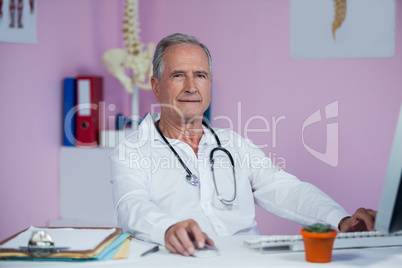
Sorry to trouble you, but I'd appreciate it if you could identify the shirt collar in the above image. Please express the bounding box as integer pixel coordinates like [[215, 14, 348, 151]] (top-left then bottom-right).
[[144, 112, 221, 146]]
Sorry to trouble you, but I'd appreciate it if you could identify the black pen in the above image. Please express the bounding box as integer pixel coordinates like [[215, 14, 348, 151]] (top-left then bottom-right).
[[140, 245, 159, 257]]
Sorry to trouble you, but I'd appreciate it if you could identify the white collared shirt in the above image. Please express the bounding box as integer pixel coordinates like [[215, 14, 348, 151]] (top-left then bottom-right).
[[110, 113, 349, 245]]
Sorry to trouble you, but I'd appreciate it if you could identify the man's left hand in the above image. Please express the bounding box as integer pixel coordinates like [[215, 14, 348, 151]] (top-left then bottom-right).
[[339, 208, 377, 232]]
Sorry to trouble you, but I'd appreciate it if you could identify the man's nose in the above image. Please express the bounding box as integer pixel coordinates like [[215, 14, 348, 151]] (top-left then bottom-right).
[[184, 76, 197, 93]]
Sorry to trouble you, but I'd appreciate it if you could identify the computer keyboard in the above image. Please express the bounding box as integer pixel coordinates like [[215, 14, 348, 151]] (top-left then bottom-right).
[[244, 231, 402, 253]]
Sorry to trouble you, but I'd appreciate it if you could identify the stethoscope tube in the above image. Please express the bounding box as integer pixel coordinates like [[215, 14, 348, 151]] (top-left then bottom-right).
[[154, 120, 200, 186], [210, 147, 237, 206], [155, 120, 237, 206]]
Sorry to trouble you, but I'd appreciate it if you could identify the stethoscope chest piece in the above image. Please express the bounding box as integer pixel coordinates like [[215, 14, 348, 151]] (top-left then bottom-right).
[[186, 174, 200, 186]]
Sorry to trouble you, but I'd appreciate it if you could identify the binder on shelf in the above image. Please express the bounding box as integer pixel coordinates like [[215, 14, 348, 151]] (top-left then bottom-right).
[[63, 78, 76, 146], [75, 76, 104, 148], [0, 226, 130, 261]]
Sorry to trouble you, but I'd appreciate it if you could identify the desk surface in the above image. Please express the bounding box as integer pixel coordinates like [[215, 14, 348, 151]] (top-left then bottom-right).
[[1, 236, 402, 267]]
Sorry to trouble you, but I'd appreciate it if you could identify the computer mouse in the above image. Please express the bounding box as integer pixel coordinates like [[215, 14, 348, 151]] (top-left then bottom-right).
[[191, 241, 219, 258]]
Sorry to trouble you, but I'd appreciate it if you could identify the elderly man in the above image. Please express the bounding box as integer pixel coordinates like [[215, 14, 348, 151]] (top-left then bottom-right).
[[110, 33, 376, 256]]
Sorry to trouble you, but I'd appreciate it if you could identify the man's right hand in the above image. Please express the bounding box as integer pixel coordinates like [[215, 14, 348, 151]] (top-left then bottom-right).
[[164, 219, 215, 256]]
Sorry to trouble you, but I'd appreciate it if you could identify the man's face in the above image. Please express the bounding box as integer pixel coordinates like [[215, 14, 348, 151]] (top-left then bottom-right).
[[151, 43, 212, 122]]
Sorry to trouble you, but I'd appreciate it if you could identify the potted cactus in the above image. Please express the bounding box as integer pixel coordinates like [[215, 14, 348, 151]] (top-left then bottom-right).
[[300, 223, 337, 263]]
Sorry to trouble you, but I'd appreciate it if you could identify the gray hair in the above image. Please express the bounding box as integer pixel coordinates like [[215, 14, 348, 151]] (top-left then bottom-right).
[[152, 33, 213, 80]]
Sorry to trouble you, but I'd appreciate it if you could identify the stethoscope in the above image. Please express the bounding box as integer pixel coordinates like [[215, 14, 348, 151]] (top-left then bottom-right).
[[155, 120, 237, 206]]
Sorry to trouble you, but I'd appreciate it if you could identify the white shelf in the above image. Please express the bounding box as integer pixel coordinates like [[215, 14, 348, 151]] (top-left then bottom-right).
[[51, 147, 116, 227]]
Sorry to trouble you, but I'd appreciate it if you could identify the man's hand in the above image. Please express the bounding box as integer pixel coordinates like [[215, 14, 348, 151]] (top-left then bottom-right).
[[164, 219, 215, 256], [339, 208, 377, 232]]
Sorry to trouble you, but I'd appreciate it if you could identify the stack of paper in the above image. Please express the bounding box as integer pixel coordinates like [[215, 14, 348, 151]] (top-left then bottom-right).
[[0, 226, 130, 261]]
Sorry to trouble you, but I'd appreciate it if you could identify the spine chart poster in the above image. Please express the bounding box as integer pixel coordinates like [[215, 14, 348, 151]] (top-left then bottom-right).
[[290, 0, 395, 59]]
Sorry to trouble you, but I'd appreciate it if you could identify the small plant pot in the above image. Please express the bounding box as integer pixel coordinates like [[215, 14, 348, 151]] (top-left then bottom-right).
[[300, 229, 337, 263]]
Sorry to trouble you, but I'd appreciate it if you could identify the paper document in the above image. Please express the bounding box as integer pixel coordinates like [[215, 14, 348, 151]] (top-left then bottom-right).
[[0, 226, 116, 251]]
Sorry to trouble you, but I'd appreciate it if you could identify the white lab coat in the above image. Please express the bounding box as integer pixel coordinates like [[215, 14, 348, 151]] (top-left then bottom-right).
[[110, 113, 349, 245]]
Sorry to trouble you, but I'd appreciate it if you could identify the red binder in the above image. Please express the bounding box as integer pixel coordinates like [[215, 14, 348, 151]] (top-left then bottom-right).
[[75, 76, 103, 147]]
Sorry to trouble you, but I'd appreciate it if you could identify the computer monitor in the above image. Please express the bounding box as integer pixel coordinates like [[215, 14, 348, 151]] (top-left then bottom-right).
[[375, 103, 402, 233]]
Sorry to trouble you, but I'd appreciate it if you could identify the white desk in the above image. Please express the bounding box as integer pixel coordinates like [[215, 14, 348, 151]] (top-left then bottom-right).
[[1, 236, 402, 267]]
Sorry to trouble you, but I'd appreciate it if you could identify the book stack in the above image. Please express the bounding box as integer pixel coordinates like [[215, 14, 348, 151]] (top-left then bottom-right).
[[0, 227, 130, 261], [63, 76, 104, 148]]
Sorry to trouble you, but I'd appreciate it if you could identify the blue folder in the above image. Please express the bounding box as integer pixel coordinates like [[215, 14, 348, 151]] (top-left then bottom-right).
[[63, 78, 76, 146]]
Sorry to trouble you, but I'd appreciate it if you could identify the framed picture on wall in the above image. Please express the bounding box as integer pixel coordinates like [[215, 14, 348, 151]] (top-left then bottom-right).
[[0, 0, 37, 44], [290, 0, 395, 58]]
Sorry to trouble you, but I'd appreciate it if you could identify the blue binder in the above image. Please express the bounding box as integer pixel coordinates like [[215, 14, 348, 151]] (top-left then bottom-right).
[[63, 78, 76, 146]]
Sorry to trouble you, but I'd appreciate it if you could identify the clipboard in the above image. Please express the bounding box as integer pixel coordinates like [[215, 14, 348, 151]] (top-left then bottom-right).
[[0, 226, 130, 261]]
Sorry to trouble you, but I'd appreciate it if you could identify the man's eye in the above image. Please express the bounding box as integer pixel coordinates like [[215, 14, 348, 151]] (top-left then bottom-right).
[[174, 74, 183, 78], [196, 74, 206, 79]]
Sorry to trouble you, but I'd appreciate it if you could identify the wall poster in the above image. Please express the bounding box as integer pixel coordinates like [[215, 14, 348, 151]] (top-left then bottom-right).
[[290, 0, 395, 58], [0, 0, 37, 44]]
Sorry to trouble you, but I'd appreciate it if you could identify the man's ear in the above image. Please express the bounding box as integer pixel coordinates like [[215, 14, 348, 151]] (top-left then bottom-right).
[[151, 76, 160, 102]]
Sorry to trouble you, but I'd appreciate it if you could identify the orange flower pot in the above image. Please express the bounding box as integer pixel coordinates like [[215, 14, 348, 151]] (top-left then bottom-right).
[[300, 229, 337, 263]]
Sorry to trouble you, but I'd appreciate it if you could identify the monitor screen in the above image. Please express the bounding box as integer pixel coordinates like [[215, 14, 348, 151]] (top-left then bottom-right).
[[375, 103, 402, 233]]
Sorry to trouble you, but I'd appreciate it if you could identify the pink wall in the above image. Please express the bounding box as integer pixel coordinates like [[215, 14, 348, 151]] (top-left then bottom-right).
[[0, 0, 401, 241], [0, 0, 126, 241]]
